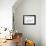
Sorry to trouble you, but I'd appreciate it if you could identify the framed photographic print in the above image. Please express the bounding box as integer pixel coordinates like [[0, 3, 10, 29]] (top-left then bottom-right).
[[23, 15, 36, 25]]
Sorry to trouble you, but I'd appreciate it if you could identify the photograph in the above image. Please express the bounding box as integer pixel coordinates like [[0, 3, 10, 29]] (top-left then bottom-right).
[[23, 15, 36, 25], [0, 0, 46, 46]]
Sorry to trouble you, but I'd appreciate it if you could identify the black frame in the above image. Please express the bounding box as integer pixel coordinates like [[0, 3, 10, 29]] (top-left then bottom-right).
[[23, 15, 36, 25]]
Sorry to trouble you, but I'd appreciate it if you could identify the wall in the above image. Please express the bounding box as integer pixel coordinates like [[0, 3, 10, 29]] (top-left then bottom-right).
[[41, 0, 46, 46], [0, 0, 16, 30], [13, 0, 41, 46]]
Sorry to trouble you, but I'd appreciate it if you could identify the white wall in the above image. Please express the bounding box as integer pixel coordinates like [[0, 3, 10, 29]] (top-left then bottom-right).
[[0, 0, 16, 30], [13, 0, 46, 46], [41, 0, 46, 46], [13, 0, 41, 46]]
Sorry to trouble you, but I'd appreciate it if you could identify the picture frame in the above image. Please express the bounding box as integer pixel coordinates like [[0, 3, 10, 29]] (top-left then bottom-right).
[[23, 15, 36, 25]]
